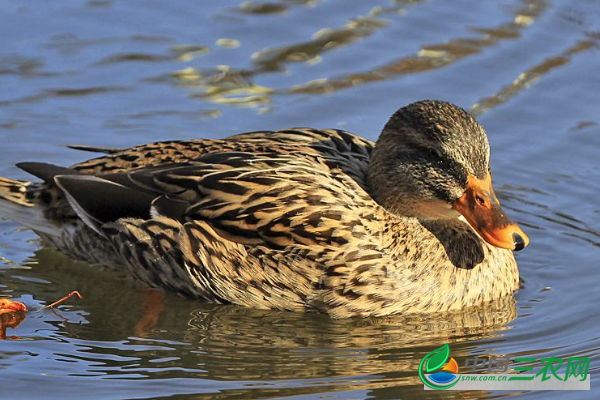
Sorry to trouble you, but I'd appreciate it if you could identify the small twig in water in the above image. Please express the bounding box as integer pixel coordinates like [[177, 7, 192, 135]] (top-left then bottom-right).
[[41, 291, 82, 310]]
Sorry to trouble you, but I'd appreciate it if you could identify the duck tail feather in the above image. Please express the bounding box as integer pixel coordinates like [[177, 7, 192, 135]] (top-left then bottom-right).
[[66, 144, 123, 154], [17, 162, 83, 184]]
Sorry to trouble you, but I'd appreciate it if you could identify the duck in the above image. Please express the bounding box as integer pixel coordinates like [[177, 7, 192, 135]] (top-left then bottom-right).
[[0, 100, 529, 318]]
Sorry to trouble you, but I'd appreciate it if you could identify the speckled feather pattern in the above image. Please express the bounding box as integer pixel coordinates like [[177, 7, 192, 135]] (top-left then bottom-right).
[[0, 127, 518, 318]]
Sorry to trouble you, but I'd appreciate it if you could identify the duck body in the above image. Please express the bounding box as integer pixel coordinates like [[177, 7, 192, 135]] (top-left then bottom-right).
[[0, 101, 524, 318]]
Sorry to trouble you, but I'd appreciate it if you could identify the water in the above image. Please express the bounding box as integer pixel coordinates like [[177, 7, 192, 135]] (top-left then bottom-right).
[[0, 0, 599, 398]]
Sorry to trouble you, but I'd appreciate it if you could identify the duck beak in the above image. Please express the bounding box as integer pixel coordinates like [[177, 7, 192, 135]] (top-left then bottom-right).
[[452, 174, 529, 251]]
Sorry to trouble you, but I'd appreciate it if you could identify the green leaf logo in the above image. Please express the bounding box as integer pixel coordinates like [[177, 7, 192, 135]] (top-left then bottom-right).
[[419, 343, 459, 390], [425, 343, 450, 372]]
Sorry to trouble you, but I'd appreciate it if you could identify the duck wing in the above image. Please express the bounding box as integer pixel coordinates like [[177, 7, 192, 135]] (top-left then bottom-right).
[[12, 130, 388, 314], [45, 128, 373, 247], [92, 149, 387, 314], [146, 151, 374, 249], [52, 148, 375, 249]]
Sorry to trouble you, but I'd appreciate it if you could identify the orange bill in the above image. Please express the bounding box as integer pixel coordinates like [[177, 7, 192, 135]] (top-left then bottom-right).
[[453, 174, 529, 251]]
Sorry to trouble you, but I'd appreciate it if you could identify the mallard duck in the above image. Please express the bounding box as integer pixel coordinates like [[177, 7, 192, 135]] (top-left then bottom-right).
[[0, 100, 528, 318]]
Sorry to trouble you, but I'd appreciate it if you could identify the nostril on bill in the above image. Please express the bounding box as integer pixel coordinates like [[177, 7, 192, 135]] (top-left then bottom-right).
[[512, 233, 526, 251]]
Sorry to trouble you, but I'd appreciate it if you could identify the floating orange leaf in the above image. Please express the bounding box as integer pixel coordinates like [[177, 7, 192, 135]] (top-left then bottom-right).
[[0, 298, 28, 339], [0, 298, 28, 314]]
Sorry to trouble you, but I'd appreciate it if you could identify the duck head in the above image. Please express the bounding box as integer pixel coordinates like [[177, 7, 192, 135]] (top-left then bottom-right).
[[368, 100, 529, 251]]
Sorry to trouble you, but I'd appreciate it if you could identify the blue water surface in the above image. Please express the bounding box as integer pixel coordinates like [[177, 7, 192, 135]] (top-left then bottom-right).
[[1, 1, 599, 399]]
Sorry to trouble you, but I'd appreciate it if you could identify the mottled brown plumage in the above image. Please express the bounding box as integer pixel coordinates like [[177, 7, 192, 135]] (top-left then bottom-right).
[[0, 100, 527, 318]]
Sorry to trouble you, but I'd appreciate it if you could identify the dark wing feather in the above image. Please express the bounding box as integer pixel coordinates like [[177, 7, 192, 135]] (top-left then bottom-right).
[[54, 175, 156, 233], [150, 195, 190, 220]]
